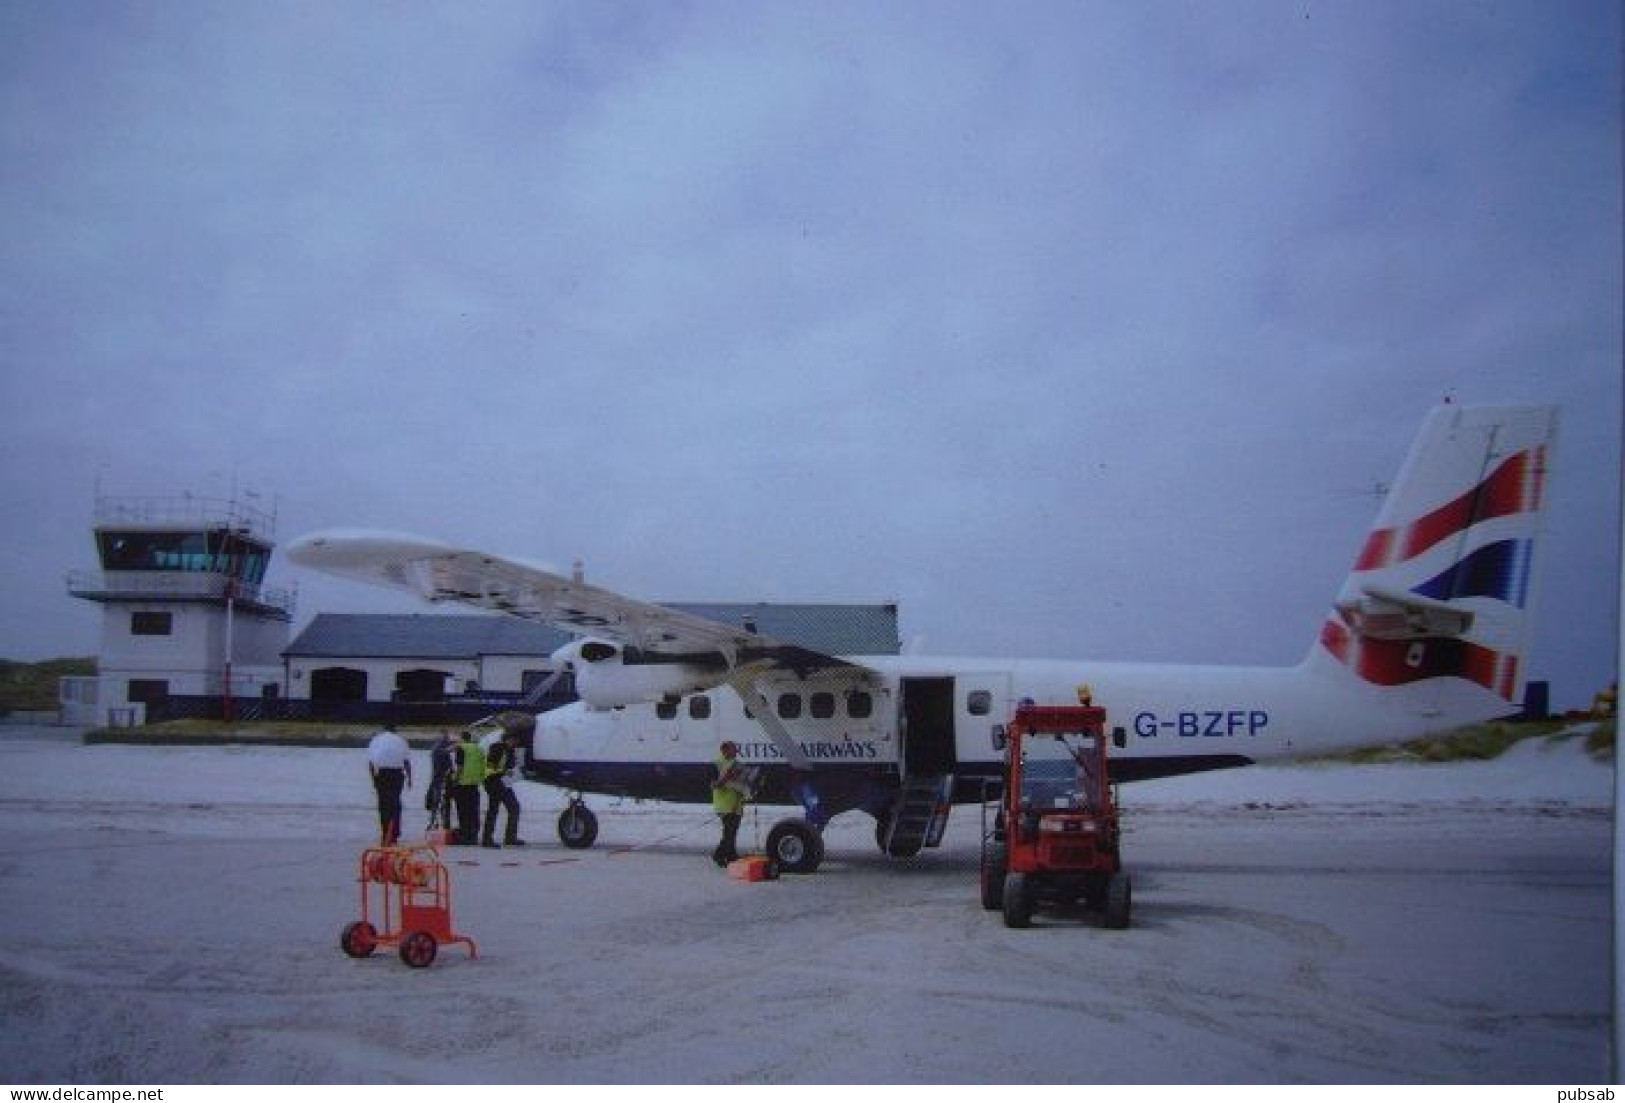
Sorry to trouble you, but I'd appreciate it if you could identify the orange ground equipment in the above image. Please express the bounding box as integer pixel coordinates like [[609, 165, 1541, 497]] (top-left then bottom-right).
[[340, 845, 478, 967], [726, 854, 780, 882], [980, 703, 1131, 929]]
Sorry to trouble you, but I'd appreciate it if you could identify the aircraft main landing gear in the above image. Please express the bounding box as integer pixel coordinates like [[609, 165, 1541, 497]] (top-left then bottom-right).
[[764, 817, 824, 875], [557, 797, 598, 849]]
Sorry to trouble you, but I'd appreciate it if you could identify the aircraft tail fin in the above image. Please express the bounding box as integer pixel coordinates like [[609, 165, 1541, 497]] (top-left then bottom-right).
[[1313, 404, 1558, 718]]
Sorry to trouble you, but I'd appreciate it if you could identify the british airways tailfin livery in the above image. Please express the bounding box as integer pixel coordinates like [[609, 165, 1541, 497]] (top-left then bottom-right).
[[288, 404, 1557, 872]]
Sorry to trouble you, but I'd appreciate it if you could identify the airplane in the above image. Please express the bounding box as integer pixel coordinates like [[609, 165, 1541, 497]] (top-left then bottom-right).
[[287, 403, 1558, 874]]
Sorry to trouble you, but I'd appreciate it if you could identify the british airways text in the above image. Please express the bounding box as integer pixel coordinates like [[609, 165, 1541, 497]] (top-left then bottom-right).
[[1133, 710, 1270, 738]]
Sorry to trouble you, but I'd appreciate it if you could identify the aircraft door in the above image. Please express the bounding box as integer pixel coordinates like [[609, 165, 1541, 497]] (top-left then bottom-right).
[[953, 673, 1012, 766], [900, 677, 957, 775]]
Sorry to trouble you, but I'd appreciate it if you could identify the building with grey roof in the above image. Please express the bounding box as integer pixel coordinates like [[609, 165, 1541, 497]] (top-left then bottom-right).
[[283, 605, 900, 703]]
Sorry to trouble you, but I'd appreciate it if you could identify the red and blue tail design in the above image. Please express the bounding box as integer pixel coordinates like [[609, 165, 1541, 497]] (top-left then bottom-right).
[[1317, 405, 1557, 705]]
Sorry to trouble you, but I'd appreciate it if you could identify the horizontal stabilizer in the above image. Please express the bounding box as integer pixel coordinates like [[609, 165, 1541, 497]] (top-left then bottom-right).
[[1342, 585, 1476, 641]]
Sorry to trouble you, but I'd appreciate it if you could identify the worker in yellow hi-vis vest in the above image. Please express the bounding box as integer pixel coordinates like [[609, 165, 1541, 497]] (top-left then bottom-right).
[[450, 729, 486, 846], [710, 741, 750, 867]]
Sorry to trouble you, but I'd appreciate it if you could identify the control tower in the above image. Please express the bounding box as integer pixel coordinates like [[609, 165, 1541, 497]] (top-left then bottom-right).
[[67, 493, 294, 724]]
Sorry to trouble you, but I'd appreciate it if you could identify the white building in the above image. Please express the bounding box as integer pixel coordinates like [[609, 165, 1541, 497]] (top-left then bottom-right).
[[283, 606, 903, 705], [65, 494, 294, 725]]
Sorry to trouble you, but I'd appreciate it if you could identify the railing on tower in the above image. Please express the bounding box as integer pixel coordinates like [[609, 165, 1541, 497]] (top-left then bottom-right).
[[93, 492, 277, 543]]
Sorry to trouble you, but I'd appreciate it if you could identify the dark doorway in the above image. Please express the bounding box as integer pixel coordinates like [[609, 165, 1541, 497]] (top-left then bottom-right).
[[395, 669, 450, 702], [901, 677, 957, 774], [310, 667, 367, 702]]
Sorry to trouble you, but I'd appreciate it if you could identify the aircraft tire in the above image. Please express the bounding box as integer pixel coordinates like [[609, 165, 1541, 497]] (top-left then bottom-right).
[[1002, 871, 1035, 929], [980, 843, 1006, 911], [1103, 872, 1132, 930], [765, 818, 824, 874], [557, 804, 599, 849]]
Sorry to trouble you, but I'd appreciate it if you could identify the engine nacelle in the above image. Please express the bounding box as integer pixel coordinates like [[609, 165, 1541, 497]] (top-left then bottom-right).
[[554, 639, 728, 709]]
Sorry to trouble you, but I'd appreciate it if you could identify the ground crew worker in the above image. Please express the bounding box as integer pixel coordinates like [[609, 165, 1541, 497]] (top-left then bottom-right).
[[366, 722, 412, 846], [710, 740, 747, 867], [425, 729, 456, 832], [450, 729, 486, 846], [481, 730, 525, 848]]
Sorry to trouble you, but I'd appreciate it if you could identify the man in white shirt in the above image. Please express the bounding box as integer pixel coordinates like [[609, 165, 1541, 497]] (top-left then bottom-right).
[[367, 722, 413, 846]]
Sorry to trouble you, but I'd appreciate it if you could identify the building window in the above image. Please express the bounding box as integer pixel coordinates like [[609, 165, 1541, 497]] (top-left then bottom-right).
[[810, 692, 835, 719], [966, 689, 993, 716], [131, 611, 172, 636], [689, 696, 711, 720]]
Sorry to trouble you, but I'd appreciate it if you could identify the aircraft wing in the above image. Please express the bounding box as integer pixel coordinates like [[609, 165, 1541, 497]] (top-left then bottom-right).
[[285, 529, 868, 675]]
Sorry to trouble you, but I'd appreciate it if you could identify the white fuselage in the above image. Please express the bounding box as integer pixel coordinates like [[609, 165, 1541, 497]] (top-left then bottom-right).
[[529, 646, 1514, 809]]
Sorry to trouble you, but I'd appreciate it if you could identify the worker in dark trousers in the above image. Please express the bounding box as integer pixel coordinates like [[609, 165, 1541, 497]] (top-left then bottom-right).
[[710, 740, 747, 867], [366, 722, 412, 846], [449, 729, 485, 846], [425, 730, 456, 832], [481, 730, 525, 848]]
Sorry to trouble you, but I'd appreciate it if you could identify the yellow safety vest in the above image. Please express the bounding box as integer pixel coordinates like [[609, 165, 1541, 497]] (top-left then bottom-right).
[[711, 753, 745, 815], [456, 741, 487, 785]]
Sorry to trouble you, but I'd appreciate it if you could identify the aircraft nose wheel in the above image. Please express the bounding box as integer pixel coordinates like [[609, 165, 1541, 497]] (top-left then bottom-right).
[[557, 801, 599, 849]]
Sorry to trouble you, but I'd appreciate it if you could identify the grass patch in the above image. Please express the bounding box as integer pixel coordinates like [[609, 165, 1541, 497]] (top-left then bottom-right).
[[1, 657, 95, 713], [1336, 718, 1613, 764]]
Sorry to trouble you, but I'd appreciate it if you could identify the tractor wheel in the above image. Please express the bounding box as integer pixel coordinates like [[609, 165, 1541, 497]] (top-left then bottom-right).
[[399, 930, 438, 968], [340, 920, 378, 958], [557, 803, 599, 850], [1103, 872, 1132, 930], [1002, 871, 1035, 929], [765, 818, 824, 874], [980, 842, 1007, 911], [1081, 872, 1108, 912]]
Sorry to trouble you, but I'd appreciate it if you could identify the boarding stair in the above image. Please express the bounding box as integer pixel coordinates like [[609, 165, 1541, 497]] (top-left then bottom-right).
[[882, 774, 955, 858]]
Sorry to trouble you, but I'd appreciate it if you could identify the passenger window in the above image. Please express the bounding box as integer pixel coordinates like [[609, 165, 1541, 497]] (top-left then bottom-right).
[[778, 694, 802, 720], [689, 695, 711, 720], [847, 691, 873, 719], [966, 690, 993, 716], [810, 692, 835, 719], [656, 700, 678, 720]]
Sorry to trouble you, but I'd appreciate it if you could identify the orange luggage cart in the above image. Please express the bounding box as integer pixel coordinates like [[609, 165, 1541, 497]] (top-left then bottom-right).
[[339, 845, 478, 967]]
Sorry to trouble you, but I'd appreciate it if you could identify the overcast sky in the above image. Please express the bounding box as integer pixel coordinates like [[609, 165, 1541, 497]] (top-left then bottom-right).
[[1, 1, 1618, 707]]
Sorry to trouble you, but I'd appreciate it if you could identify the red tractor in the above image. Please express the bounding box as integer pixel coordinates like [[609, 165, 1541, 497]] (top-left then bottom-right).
[[980, 703, 1131, 929]]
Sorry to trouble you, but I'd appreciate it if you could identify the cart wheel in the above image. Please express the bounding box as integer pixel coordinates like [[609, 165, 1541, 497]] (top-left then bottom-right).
[[340, 920, 378, 958], [399, 930, 438, 968], [980, 842, 1006, 911]]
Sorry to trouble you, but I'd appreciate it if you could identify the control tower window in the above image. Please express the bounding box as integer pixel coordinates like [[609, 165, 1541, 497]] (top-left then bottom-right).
[[131, 611, 172, 636], [97, 529, 269, 583]]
